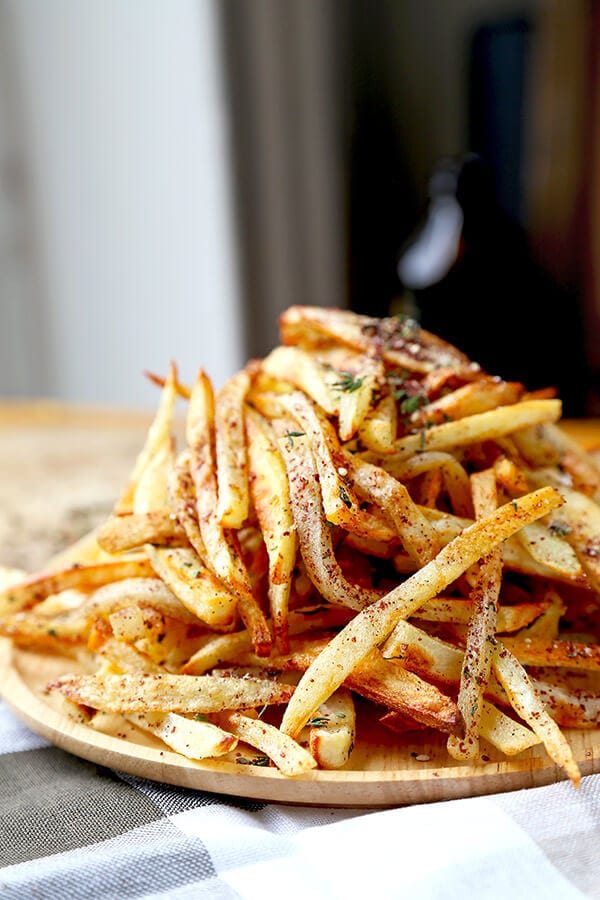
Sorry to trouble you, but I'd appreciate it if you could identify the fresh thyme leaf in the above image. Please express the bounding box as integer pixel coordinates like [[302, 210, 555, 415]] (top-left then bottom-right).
[[194, 714, 209, 722], [307, 716, 329, 728], [549, 521, 572, 537], [333, 371, 364, 393], [286, 431, 305, 447], [395, 389, 427, 416]]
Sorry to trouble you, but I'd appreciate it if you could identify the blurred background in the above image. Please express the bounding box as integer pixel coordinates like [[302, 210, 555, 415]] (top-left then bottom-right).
[[0, 0, 597, 414]]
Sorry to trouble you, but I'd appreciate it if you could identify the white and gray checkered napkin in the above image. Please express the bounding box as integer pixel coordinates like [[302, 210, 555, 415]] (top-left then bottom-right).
[[1, 701, 599, 900]]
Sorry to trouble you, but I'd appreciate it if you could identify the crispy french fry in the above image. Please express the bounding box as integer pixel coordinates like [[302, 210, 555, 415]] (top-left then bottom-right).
[[130, 711, 238, 759], [116, 361, 178, 513], [448, 468, 502, 762], [280, 486, 563, 737], [97, 511, 188, 554], [492, 644, 581, 786], [0, 558, 154, 618], [49, 672, 295, 714], [187, 370, 272, 655], [386, 399, 561, 460], [278, 431, 379, 610], [218, 710, 317, 776], [215, 368, 252, 528], [306, 688, 356, 769], [246, 409, 297, 651]]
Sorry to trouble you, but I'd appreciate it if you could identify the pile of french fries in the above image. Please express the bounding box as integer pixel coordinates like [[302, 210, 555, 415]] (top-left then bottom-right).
[[3, 305, 600, 784]]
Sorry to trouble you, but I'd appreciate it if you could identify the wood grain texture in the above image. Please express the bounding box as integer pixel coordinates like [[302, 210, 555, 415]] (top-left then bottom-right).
[[0, 403, 599, 807]]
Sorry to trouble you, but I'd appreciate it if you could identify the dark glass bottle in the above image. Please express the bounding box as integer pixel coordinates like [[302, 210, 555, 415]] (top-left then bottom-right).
[[398, 154, 588, 417]]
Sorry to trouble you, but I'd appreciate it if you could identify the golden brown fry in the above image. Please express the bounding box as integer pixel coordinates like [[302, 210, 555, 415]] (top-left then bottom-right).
[[0, 558, 154, 618], [49, 672, 295, 714], [448, 468, 501, 762], [387, 399, 562, 460], [116, 361, 178, 513], [306, 688, 356, 770], [279, 305, 476, 375], [246, 409, 297, 651], [84, 577, 200, 624], [131, 711, 238, 759], [278, 430, 379, 611], [409, 378, 523, 428], [280, 486, 563, 737], [215, 368, 252, 528], [349, 456, 440, 565], [97, 511, 188, 554], [181, 606, 353, 675], [244, 635, 459, 734], [187, 370, 272, 655], [492, 644, 581, 786], [217, 710, 317, 776]]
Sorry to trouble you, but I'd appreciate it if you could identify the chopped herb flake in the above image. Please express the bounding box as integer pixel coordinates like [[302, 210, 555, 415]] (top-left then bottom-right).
[[237, 754, 270, 767], [339, 485, 353, 509], [333, 371, 365, 393]]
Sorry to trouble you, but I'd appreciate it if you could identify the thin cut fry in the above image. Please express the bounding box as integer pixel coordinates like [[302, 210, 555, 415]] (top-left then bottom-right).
[[280, 486, 563, 737]]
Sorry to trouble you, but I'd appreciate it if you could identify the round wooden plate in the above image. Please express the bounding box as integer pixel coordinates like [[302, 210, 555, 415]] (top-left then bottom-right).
[[1, 407, 599, 807], [1, 638, 598, 807]]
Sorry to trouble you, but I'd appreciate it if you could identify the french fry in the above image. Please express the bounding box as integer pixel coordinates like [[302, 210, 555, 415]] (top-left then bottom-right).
[[129, 711, 238, 759], [349, 456, 440, 565], [385, 399, 562, 461], [84, 577, 201, 624], [280, 486, 563, 738], [97, 511, 188, 554], [0, 558, 154, 618], [6, 304, 599, 784], [306, 688, 356, 769], [217, 710, 317, 776], [382, 452, 473, 518], [357, 394, 398, 453], [181, 606, 353, 675], [447, 468, 502, 762], [492, 644, 581, 786], [278, 431, 379, 610], [279, 305, 475, 375], [246, 409, 297, 650], [116, 361, 178, 513], [215, 368, 252, 528], [49, 672, 296, 714], [187, 370, 272, 655]]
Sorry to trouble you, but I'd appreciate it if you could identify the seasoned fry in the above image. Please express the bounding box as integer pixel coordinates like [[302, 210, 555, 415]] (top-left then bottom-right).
[[97, 511, 188, 554], [5, 305, 600, 784], [129, 711, 238, 759], [306, 688, 356, 769], [0, 558, 154, 617], [49, 672, 295, 714], [447, 468, 502, 762], [187, 369, 271, 654], [280, 487, 562, 738], [492, 644, 581, 786], [383, 399, 562, 461], [217, 711, 317, 776], [215, 368, 252, 528], [246, 409, 297, 650]]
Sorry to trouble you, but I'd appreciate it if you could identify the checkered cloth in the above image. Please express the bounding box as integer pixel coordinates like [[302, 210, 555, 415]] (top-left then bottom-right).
[[1, 701, 599, 899]]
